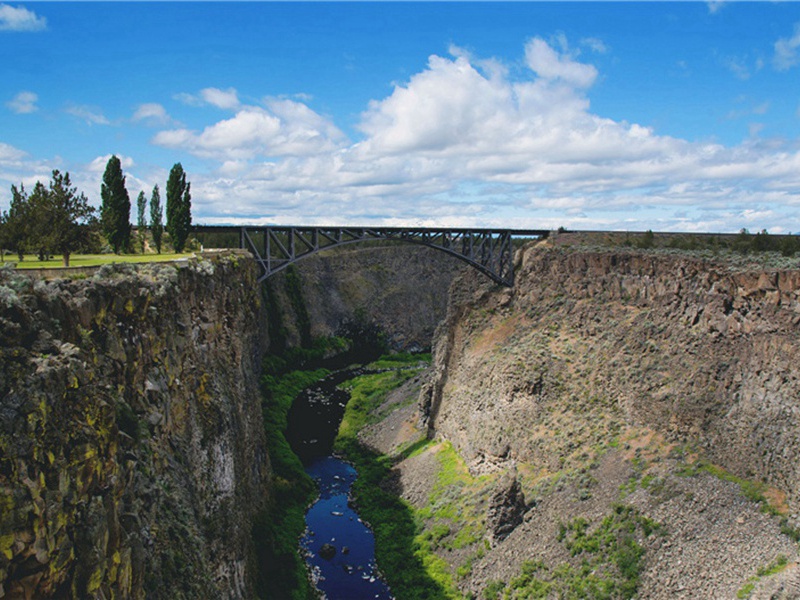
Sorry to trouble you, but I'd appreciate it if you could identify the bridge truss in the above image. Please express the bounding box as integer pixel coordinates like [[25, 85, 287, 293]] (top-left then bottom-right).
[[193, 226, 549, 286]]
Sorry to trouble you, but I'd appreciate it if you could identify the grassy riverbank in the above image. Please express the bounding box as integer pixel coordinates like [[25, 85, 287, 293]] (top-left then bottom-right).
[[333, 353, 464, 600]]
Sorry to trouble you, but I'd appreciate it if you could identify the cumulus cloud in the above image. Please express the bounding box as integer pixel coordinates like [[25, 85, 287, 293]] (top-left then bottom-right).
[[153, 98, 345, 160], [774, 22, 800, 71], [201, 87, 240, 110], [0, 3, 46, 32], [54, 36, 787, 232], [132, 102, 172, 126], [65, 104, 110, 126], [6, 90, 37, 114], [524, 37, 597, 87]]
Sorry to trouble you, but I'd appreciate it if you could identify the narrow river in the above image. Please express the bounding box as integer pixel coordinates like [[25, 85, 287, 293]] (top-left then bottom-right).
[[286, 370, 393, 600]]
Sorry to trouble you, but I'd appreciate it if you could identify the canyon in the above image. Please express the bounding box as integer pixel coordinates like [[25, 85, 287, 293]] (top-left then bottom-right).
[[2, 237, 800, 598]]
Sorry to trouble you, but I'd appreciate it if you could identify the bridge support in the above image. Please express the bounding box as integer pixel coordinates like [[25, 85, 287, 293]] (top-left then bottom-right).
[[194, 226, 548, 286]]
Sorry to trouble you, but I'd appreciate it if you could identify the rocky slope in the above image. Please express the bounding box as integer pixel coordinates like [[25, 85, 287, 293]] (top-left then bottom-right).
[[266, 244, 466, 352], [398, 242, 800, 598], [0, 252, 268, 599]]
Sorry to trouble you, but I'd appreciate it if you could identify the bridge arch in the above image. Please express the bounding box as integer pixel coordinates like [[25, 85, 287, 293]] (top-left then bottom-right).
[[193, 226, 548, 287]]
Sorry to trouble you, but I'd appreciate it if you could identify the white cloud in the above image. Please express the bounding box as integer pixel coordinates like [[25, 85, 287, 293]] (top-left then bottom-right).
[[65, 104, 110, 126], [87, 154, 135, 173], [774, 22, 800, 71], [707, 1, 725, 15], [174, 87, 240, 110], [132, 102, 172, 126], [524, 37, 597, 88], [581, 37, 608, 54], [0, 141, 26, 161], [174, 92, 204, 107], [6, 90, 37, 114], [153, 99, 345, 160], [201, 87, 240, 110], [142, 37, 800, 232], [0, 3, 46, 32]]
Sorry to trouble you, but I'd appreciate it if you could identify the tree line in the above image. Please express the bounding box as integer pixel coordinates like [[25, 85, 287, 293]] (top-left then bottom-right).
[[0, 157, 192, 266]]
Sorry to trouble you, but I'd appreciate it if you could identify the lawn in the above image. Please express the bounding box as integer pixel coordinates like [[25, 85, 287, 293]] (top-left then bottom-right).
[[5, 253, 194, 269]]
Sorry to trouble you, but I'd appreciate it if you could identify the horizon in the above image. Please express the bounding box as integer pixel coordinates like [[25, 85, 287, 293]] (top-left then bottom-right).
[[2, 1, 800, 233]]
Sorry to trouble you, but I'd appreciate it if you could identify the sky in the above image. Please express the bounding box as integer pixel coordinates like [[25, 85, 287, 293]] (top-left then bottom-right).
[[1, 2, 800, 233]]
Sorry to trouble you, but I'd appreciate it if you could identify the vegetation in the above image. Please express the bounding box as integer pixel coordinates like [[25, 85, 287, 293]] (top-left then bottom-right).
[[150, 185, 164, 254], [100, 155, 132, 253], [2, 171, 97, 266], [333, 358, 459, 600], [616, 228, 800, 258], [252, 352, 330, 600], [736, 554, 789, 599], [676, 459, 783, 516], [166, 163, 192, 253], [136, 190, 148, 253], [1, 161, 193, 264], [9, 252, 192, 269], [485, 505, 662, 600]]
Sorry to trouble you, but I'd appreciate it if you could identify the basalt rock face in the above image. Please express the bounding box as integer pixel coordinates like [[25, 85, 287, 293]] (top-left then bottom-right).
[[266, 244, 466, 352], [0, 253, 269, 599], [423, 244, 800, 510]]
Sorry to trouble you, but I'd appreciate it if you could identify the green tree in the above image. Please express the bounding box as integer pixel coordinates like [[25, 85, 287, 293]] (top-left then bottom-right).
[[136, 190, 148, 253], [100, 155, 131, 253], [165, 162, 191, 252], [44, 171, 96, 266], [6, 184, 33, 260], [0, 210, 6, 263], [149, 185, 164, 254], [7, 171, 95, 266]]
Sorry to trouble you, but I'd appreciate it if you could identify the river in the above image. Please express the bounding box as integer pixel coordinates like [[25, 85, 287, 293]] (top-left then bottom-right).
[[287, 370, 393, 600]]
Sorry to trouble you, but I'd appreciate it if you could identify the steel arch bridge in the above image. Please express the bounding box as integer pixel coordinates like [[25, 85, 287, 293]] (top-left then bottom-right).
[[193, 226, 549, 286]]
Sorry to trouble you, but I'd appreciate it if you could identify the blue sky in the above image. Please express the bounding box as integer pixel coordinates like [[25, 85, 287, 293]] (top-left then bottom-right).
[[2, 2, 800, 232]]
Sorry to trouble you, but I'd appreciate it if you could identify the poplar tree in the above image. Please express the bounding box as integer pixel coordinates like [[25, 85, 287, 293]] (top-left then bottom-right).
[[149, 185, 164, 254], [100, 155, 131, 253], [136, 190, 147, 253], [165, 162, 191, 252]]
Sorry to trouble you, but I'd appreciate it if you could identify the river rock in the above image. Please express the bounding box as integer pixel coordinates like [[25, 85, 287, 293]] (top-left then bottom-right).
[[319, 544, 337, 560]]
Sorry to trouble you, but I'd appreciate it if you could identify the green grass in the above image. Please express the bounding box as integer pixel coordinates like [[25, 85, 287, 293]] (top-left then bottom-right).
[[333, 355, 462, 600], [7, 252, 194, 269]]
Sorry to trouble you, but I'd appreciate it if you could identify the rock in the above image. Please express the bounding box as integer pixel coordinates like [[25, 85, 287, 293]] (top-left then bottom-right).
[[319, 543, 336, 560], [486, 467, 527, 543]]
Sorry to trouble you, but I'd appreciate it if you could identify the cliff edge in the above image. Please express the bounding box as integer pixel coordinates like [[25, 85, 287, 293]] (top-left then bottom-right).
[[0, 253, 268, 599]]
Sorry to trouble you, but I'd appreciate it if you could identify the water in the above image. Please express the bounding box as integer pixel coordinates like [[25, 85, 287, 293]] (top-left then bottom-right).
[[287, 370, 393, 600], [300, 456, 392, 600]]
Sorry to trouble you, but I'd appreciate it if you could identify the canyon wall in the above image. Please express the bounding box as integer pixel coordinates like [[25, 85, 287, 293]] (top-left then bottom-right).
[[266, 244, 466, 352], [0, 253, 269, 599], [424, 243, 800, 510]]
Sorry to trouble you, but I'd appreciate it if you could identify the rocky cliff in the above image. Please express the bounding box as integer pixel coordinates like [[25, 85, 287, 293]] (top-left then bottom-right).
[[412, 242, 800, 597], [266, 244, 466, 352], [0, 253, 269, 599], [425, 244, 800, 503]]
